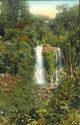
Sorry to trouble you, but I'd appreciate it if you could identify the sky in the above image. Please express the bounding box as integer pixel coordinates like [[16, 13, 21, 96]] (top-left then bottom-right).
[[28, 0, 79, 18]]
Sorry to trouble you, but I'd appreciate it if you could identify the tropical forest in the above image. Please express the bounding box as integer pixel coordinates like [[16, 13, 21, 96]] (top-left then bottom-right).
[[0, 0, 80, 125]]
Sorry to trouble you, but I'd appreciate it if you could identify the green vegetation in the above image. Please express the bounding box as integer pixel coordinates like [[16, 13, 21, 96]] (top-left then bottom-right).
[[46, 69, 80, 125], [0, 0, 79, 125], [43, 51, 56, 83]]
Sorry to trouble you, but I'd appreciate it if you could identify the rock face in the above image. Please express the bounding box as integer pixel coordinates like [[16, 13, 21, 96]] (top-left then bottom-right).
[[36, 84, 57, 100], [42, 44, 57, 83], [42, 44, 57, 53]]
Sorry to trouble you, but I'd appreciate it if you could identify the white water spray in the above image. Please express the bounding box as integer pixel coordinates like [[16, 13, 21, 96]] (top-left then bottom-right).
[[56, 48, 62, 85], [35, 46, 45, 84]]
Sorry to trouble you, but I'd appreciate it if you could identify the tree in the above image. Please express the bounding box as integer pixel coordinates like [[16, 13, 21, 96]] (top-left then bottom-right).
[[0, 0, 29, 26], [49, 5, 80, 76]]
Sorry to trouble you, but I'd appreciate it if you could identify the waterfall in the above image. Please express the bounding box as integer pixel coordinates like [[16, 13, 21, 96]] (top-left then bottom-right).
[[56, 48, 62, 85], [35, 46, 45, 84], [34, 46, 62, 85]]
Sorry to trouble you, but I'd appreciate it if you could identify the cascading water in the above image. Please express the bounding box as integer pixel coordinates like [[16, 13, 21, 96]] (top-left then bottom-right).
[[56, 48, 62, 85], [35, 46, 45, 84], [35, 45, 62, 85]]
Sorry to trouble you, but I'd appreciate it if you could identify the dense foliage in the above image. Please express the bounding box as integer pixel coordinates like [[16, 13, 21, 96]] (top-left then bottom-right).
[[46, 69, 80, 125]]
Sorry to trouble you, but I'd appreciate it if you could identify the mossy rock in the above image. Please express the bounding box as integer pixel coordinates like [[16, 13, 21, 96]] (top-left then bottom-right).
[[43, 51, 56, 83]]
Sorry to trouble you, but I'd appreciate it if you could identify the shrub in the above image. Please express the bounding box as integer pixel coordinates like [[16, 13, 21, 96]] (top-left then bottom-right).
[[46, 69, 80, 125]]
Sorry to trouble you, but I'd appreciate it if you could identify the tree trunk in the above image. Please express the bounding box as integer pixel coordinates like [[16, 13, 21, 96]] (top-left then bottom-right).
[[70, 63, 73, 77]]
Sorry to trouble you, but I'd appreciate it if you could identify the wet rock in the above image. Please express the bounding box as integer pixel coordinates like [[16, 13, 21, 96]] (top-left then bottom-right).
[[36, 84, 57, 100]]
